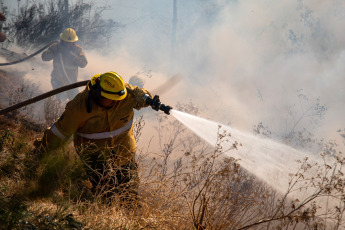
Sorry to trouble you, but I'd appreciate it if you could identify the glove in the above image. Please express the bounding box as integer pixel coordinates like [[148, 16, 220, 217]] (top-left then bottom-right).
[[32, 138, 46, 160], [70, 51, 82, 64], [49, 42, 60, 53], [33, 138, 42, 148], [132, 87, 152, 109]]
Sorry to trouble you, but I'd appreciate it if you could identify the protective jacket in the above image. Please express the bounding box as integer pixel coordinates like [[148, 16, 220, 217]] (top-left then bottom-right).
[[42, 41, 88, 86], [40, 83, 152, 166]]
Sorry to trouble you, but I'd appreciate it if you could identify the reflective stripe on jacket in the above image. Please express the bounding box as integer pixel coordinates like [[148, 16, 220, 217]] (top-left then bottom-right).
[[76, 118, 133, 139]]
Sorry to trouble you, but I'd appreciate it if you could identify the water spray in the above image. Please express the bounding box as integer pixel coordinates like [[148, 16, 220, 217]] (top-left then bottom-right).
[[169, 109, 330, 198]]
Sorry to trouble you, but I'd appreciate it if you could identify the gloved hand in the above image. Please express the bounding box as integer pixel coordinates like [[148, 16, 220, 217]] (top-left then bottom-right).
[[132, 87, 152, 109], [33, 138, 42, 148], [32, 138, 46, 160], [70, 51, 83, 65], [49, 42, 60, 53]]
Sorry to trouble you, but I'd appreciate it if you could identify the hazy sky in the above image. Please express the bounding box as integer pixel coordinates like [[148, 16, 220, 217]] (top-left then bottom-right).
[[2, 0, 345, 149]]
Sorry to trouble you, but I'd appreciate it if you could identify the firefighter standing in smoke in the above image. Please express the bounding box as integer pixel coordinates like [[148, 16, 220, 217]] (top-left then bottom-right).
[[34, 71, 152, 203], [42, 28, 88, 102]]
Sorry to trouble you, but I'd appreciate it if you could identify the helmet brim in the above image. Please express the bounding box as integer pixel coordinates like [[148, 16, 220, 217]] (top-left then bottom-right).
[[90, 74, 127, 101], [60, 33, 78, 42], [91, 74, 101, 85], [100, 89, 127, 101]]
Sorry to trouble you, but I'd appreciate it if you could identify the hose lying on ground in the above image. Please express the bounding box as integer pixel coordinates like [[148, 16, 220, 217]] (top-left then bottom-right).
[[0, 80, 89, 116], [0, 41, 56, 66]]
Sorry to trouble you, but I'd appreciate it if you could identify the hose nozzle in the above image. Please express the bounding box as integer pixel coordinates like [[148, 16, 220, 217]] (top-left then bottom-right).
[[143, 94, 172, 115]]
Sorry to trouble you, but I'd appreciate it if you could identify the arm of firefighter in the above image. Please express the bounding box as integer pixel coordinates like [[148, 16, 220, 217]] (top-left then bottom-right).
[[71, 46, 88, 68], [37, 127, 65, 152], [126, 83, 153, 110], [41, 43, 59, 61], [37, 104, 86, 152]]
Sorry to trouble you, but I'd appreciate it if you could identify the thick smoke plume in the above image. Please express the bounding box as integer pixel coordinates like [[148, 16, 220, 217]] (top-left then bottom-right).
[[3, 0, 345, 146]]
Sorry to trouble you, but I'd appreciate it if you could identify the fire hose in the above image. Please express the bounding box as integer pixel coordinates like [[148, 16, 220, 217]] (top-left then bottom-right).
[[0, 80, 172, 116], [0, 40, 57, 66], [0, 80, 89, 115]]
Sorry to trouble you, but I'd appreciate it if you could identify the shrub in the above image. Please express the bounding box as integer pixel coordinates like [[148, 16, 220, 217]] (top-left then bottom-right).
[[6, 0, 124, 50]]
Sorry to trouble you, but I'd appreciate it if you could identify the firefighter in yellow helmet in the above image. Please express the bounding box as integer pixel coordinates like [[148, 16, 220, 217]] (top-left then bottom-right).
[[34, 71, 154, 204], [42, 28, 88, 102]]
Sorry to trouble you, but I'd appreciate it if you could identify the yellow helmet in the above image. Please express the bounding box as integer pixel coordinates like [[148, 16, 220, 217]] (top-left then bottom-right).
[[90, 71, 127, 100], [60, 28, 78, 42]]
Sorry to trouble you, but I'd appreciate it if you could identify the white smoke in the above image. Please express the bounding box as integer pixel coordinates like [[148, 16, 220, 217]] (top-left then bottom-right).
[[3, 0, 345, 147]]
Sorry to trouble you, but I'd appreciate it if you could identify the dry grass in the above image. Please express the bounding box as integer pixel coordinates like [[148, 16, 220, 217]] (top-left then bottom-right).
[[44, 96, 64, 127]]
